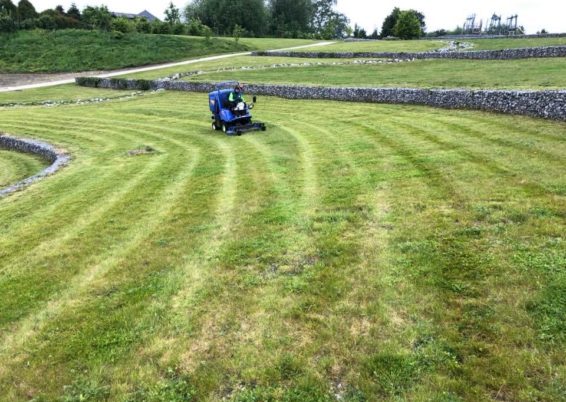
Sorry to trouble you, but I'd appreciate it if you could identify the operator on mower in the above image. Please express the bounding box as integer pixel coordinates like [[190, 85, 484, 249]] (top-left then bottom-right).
[[229, 83, 246, 115]]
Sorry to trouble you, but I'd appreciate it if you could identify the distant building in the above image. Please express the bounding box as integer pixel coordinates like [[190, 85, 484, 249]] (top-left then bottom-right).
[[111, 10, 159, 22]]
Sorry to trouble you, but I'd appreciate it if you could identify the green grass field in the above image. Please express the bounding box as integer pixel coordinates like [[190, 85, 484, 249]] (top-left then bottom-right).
[[0, 149, 48, 187], [237, 37, 319, 50], [0, 91, 564, 401], [468, 37, 566, 50], [0, 85, 139, 106], [183, 57, 566, 89], [299, 39, 444, 52], [120, 54, 566, 90], [298, 37, 566, 53], [119, 55, 358, 80]]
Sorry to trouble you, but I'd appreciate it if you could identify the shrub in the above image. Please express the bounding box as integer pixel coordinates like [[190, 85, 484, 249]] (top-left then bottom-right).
[[233, 23, 244, 43], [0, 14, 16, 32], [201, 25, 212, 42], [171, 22, 186, 35], [111, 17, 134, 33], [151, 20, 171, 34], [82, 5, 112, 31], [135, 17, 151, 34], [18, 17, 36, 29], [186, 18, 207, 36], [75, 77, 103, 87]]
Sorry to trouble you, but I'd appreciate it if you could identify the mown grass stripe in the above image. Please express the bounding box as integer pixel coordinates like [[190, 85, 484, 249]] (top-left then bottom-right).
[[0, 147, 202, 365], [0, 92, 564, 401]]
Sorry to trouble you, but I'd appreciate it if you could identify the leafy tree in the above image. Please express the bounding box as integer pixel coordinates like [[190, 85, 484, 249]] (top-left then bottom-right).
[[319, 12, 348, 39], [352, 23, 360, 38], [410, 9, 426, 32], [426, 28, 447, 37], [0, 0, 16, 18], [82, 5, 112, 31], [54, 5, 65, 15], [353, 23, 366, 38], [185, 0, 267, 37], [0, 0, 19, 31], [67, 3, 80, 20], [186, 17, 208, 36], [269, 0, 312, 37], [380, 7, 400, 38], [393, 10, 422, 39], [311, 0, 333, 34], [16, 0, 36, 22], [0, 14, 16, 32], [369, 28, 379, 39], [164, 2, 181, 25], [311, 0, 348, 39]]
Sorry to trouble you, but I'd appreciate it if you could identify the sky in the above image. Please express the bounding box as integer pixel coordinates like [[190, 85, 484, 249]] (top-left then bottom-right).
[[30, 0, 565, 34]]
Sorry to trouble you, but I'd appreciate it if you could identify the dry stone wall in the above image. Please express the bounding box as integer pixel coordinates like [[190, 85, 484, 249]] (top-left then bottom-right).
[[0, 134, 70, 197], [76, 77, 566, 122], [252, 46, 566, 60]]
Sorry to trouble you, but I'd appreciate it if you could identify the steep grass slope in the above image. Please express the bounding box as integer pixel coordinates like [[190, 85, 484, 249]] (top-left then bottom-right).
[[0, 30, 249, 73], [0, 92, 564, 401]]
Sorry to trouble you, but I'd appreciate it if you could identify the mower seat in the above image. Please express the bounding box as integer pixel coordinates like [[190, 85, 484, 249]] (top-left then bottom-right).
[[219, 92, 231, 109]]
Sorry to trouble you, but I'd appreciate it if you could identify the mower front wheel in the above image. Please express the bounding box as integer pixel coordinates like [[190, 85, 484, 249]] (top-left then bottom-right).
[[211, 122, 217, 131], [221, 123, 228, 133]]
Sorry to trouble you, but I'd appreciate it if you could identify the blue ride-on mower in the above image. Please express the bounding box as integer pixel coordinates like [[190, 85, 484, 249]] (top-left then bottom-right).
[[209, 81, 266, 136]]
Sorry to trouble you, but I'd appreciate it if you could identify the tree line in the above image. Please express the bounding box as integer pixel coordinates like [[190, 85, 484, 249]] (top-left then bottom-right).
[[0, 1, 202, 35], [0, 0, 351, 38], [185, 0, 351, 39], [1, 0, 427, 40]]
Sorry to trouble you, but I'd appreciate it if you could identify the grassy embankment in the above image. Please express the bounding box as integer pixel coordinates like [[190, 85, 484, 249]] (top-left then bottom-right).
[[0, 30, 318, 73], [0, 91, 564, 401], [184, 57, 566, 89], [298, 37, 566, 53], [0, 149, 48, 187], [468, 37, 566, 50], [299, 39, 444, 52]]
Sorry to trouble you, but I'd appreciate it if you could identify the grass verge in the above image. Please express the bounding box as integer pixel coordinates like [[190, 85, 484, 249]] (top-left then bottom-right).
[[0, 30, 249, 73], [184, 57, 566, 89], [468, 37, 566, 50]]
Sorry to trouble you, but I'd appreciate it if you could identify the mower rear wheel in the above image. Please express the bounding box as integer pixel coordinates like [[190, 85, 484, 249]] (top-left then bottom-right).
[[211, 122, 217, 131], [222, 123, 228, 133]]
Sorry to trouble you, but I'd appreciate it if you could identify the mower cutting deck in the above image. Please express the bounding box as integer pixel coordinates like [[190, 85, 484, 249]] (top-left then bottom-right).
[[209, 81, 267, 136]]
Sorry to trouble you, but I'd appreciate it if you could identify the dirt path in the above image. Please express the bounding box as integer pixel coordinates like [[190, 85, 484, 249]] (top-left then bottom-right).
[[0, 42, 334, 93]]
